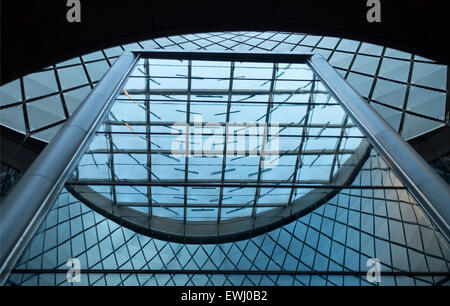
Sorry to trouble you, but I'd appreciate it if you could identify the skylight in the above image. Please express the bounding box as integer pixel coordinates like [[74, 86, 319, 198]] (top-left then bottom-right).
[[65, 56, 369, 243]]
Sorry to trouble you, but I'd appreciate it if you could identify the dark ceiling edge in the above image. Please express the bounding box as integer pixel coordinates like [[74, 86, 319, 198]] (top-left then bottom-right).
[[3, 23, 450, 87], [2, 0, 450, 85], [408, 125, 450, 163]]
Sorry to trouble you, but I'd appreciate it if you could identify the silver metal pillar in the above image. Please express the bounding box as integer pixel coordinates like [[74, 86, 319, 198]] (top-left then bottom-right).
[[308, 53, 450, 241], [0, 51, 139, 285]]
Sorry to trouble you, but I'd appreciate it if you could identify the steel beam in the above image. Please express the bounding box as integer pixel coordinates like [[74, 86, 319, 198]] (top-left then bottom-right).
[[0, 51, 139, 285], [308, 53, 450, 241]]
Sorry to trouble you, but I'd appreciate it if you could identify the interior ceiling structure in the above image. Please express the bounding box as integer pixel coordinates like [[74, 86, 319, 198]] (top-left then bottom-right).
[[1, 31, 448, 149], [1, 1, 450, 85], [64, 57, 372, 243], [5, 50, 449, 286], [1, 2, 450, 286]]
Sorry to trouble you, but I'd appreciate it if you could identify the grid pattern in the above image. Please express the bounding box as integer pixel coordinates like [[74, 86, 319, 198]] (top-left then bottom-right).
[[65, 58, 367, 238], [7, 151, 450, 286], [0, 31, 448, 144], [2, 33, 450, 287]]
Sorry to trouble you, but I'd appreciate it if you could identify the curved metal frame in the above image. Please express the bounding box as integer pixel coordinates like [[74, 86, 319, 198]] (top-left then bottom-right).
[[307, 54, 450, 241], [1, 49, 449, 284], [0, 51, 140, 285], [66, 140, 371, 244]]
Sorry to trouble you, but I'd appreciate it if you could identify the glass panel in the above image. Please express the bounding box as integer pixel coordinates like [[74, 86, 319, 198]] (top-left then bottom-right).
[[411, 62, 447, 90], [27, 95, 66, 131], [6, 51, 449, 287], [371, 79, 406, 108], [379, 58, 411, 83], [406, 86, 446, 120], [351, 55, 380, 75], [23, 70, 59, 100], [57, 65, 89, 90], [0, 79, 22, 107]]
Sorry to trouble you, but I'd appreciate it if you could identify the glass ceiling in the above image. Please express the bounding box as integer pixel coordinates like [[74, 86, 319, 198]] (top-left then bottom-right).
[[64, 57, 368, 242], [6, 51, 449, 287], [0, 32, 447, 145]]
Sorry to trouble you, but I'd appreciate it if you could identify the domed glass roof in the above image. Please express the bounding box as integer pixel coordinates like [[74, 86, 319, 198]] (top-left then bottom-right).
[[66, 56, 370, 242], [1, 31, 447, 144], [3, 32, 449, 287]]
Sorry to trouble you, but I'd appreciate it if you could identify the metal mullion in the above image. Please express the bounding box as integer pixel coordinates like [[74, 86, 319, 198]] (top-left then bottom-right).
[[310, 36, 325, 52], [322, 195, 443, 233], [289, 34, 309, 52], [261, 229, 283, 273], [183, 60, 192, 228], [104, 120, 355, 129], [95, 131, 363, 140], [370, 99, 446, 123], [78, 55, 95, 89], [340, 69, 447, 94], [104, 223, 126, 285], [196, 33, 243, 51], [164, 36, 185, 50], [3, 83, 95, 108], [217, 62, 235, 225], [380, 158, 413, 285], [268, 32, 300, 52], [163, 243, 186, 274], [85, 148, 357, 156], [251, 63, 277, 225], [74, 178, 329, 185], [313, 189, 336, 284], [115, 98, 335, 107], [52, 65, 70, 119], [398, 54, 416, 137], [40, 57, 108, 71], [116, 232, 138, 285], [100, 50, 113, 67], [129, 75, 316, 82], [106, 122, 118, 208], [67, 181, 406, 189], [179, 34, 208, 50], [0, 51, 139, 285], [343, 42, 363, 77], [366, 47, 387, 106], [309, 52, 450, 240], [145, 58, 153, 224], [118, 203, 288, 208], [318, 41, 361, 184], [122, 88, 328, 95], [445, 67, 450, 124], [286, 75, 317, 208], [29, 119, 67, 135], [10, 268, 450, 277], [19, 77, 31, 134], [324, 38, 344, 62], [328, 115, 350, 182], [215, 32, 269, 51]]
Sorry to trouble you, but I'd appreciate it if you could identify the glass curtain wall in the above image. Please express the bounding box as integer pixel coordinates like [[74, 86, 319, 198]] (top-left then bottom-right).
[[6, 56, 449, 286]]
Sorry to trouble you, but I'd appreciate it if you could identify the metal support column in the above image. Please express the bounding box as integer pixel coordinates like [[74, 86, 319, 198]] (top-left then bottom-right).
[[0, 51, 139, 285], [308, 53, 450, 241]]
